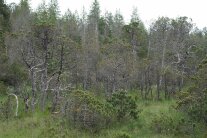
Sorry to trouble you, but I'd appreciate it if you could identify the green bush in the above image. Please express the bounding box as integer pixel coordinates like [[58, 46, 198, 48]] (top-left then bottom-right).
[[65, 90, 115, 131], [107, 91, 139, 121], [176, 57, 207, 125], [65, 90, 140, 131], [151, 113, 175, 134], [40, 117, 69, 138], [151, 113, 196, 135], [0, 62, 27, 87], [0, 81, 7, 96], [0, 96, 16, 120], [115, 131, 131, 138], [177, 90, 207, 124]]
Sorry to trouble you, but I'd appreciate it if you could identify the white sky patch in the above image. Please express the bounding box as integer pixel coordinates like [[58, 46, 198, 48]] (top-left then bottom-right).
[[5, 0, 207, 29]]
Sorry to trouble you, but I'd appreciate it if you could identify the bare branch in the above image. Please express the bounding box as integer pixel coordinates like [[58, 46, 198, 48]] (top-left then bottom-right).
[[30, 62, 44, 70], [21, 49, 32, 68], [34, 69, 45, 74]]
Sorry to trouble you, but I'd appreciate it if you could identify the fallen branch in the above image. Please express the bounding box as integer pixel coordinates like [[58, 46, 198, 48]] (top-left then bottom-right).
[[7, 93, 19, 117]]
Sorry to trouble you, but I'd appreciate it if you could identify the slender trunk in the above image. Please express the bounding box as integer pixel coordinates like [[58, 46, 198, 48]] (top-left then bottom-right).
[[140, 73, 144, 99], [171, 80, 176, 98], [147, 33, 151, 58], [157, 70, 160, 100], [181, 70, 184, 90], [83, 69, 88, 90], [161, 43, 166, 69], [164, 73, 168, 99], [41, 30, 49, 112], [112, 73, 116, 93], [41, 70, 47, 112], [148, 68, 153, 99], [144, 71, 149, 99], [82, 23, 88, 90], [160, 37, 167, 86], [52, 44, 64, 112], [131, 31, 137, 69], [31, 68, 36, 112]]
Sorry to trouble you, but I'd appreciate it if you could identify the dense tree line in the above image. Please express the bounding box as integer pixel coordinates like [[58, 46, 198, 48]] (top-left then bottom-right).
[[0, 0, 207, 129]]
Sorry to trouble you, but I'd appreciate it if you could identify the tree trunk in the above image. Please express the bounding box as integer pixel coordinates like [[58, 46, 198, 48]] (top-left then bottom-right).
[[40, 29, 49, 112], [31, 68, 36, 112], [52, 44, 64, 112], [156, 70, 160, 100], [164, 73, 168, 99]]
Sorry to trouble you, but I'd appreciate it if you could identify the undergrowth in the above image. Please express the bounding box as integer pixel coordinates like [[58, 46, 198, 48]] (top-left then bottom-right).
[[0, 91, 206, 138]]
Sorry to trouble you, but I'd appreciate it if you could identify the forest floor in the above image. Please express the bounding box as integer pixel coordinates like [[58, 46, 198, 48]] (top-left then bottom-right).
[[0, 96, 206, 138]]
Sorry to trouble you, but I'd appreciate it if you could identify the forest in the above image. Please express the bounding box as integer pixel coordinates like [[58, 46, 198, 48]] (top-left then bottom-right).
[[0, 0, 207, 137]]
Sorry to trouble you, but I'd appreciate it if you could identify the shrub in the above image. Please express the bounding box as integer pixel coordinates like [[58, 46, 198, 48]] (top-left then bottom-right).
[[151, 113, 175, 134], [177, 89, 207, 124], [151, 113, 196, 135], [0, 81, 7, 96], [65, 90, 115, 131], [0, 62, 27, 87], [40, 117, 69, 138], [107, 91, 139, 121], [0, 96, 16, 120], [176, 57, 207, 125], [115, 131, 131, 138]]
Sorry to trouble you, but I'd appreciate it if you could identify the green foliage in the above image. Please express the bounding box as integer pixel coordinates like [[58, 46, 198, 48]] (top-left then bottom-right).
[[3, 63, 27, 86], [122, 16, 148, 58], [0, 0, 10, 66], [151, 113, 196, 135], [108, 91, 139, 121], [114, 131, 131, 138], [0, 0, 10, 32], [0, 99, 206, 138], [177, 56, 207, 125], [70, 90, 115, 117], [177, 89, 207, 124], [0, 81, 7, 96], [0, 0, 10, 65], [66, 90, 115, 131], [40, 117, 70, 138], [35, 0, 59, 26], [0, 95, 16, 121], [89, 0, 100, 22]]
